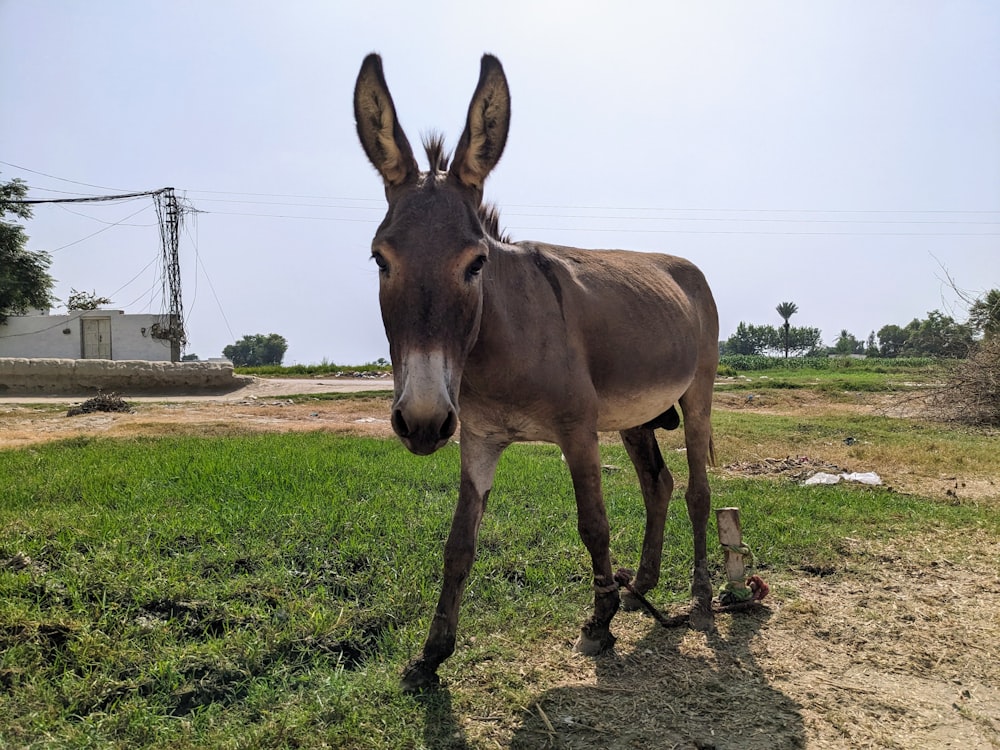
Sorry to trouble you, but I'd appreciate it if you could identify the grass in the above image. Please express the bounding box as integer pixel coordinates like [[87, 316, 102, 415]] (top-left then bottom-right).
[[233, 363, 390, 377], [715, 355, 943, 393], [1, 419, 997, 748], [712, 410, 1000, 477]]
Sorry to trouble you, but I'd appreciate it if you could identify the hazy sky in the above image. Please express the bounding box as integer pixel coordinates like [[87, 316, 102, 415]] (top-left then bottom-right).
[[2, 1, 998, 364]]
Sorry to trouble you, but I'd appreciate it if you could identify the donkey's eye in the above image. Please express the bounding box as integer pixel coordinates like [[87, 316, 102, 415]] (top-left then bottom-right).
[[372, 252, 389, 273], [466, 255, 487, 279]]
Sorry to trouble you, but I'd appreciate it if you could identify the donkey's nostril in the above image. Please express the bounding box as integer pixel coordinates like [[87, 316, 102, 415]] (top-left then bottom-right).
[[391, 408, 410, 437], [439, 410, 458, 440]]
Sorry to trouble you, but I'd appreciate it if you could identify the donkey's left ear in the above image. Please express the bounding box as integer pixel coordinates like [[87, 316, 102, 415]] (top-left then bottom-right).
[[450, 55, 510, 193]]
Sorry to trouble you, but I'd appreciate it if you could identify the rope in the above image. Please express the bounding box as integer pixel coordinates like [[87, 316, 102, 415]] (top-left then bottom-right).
[[612, 568, 769, 628], [722, 543, 755, 564], [719, 542, 763, 605], [720, 579, 754, 604]]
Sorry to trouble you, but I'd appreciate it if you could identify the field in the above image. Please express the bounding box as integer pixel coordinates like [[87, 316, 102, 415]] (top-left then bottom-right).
[[0, 368, 998, 749]]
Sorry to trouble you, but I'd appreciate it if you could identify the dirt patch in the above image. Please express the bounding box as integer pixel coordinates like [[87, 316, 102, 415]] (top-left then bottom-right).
[[451, 532, 1000, 749], [0, 378, 397, 449], [713, 388, 930, 419]]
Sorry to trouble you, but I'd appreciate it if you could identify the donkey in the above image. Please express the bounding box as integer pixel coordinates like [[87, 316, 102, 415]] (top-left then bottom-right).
[[354, 53, 719, 692]]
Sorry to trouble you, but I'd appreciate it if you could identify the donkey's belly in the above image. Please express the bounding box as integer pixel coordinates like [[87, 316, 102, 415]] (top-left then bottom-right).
[[595, 384, 690, 432]]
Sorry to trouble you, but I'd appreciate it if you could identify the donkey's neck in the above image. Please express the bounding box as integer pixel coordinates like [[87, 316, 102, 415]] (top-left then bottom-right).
[[467, 241, 571, 375]]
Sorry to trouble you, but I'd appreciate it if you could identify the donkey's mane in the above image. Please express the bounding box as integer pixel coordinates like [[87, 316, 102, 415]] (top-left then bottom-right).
[[422, 133, 511, 244], [423, 132, 450, 173], [479, 202, 511, 244]]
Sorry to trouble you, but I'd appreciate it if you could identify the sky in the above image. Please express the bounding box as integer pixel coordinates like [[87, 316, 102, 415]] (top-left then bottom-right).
[[2, 1, 998, 364]]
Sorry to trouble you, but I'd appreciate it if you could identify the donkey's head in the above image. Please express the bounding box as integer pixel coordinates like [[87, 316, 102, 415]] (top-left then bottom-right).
[[354, 54, 510, 455]]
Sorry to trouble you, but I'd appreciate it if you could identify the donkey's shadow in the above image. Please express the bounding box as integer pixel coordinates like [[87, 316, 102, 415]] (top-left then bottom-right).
[[509, 608, 806, 750]]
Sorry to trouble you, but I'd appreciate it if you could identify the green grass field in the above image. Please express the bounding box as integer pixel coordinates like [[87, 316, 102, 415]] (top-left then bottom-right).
[[2, 396, 997, 749]]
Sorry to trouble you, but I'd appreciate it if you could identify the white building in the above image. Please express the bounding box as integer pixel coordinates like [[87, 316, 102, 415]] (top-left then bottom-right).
[[0, 309, 179, 362]]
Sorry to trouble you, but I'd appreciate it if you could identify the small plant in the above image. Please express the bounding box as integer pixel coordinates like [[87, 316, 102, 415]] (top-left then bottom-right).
[[66, 289, 112, 311]]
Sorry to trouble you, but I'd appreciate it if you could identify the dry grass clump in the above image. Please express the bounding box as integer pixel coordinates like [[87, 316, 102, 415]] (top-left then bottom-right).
[[931, 339, 1000, 426], [66, 392, 133, 417]]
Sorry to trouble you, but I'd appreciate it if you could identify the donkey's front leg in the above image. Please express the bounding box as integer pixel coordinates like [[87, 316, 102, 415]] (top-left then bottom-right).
[[561, 433, 620, 656], [401, 436, 505, 693]]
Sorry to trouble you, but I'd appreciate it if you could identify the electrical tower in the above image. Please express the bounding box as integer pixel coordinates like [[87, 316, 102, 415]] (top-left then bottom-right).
[[14, 186, 190, 361], [151, 188, 186, 359]]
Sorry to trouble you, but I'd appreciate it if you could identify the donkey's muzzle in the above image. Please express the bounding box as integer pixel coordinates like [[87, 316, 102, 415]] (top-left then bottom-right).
[[392, 406, 457, 456]]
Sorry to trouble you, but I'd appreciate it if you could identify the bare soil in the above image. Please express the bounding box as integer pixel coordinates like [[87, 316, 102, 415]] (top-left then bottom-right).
[[0, 378, 396, 449], [1, 380, 998, 748], [495, 530, 1000, 749]]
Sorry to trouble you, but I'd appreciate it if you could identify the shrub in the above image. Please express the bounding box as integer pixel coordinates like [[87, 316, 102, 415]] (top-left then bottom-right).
[[931, 339, 1000, 426]]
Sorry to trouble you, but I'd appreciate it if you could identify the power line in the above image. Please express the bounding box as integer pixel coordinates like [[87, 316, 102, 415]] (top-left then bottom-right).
[[504, 225, 1000, 237], [0, 159, 132, 192], [183, 186, 1000, 215], [6, 160, 998, 215], [11, 190, 166, 205], [56, 202, 158, 227], [185, 187, 382, 202], [202, 209, 377, 223], [501, 202, 1000, 215], [49, 203, 154, 253], [195, 251, 236, 343], [199, 209, 1000, 236], [6, 162, 998, 239]]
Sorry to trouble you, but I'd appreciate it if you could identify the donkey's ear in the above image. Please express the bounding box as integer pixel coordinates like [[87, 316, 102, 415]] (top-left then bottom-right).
[[354, 54, 418, 187], [450, 55, 510, 193]]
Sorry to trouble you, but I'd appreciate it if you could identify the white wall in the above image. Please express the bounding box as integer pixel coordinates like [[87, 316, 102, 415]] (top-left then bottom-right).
[[0, 310, 174, 361]]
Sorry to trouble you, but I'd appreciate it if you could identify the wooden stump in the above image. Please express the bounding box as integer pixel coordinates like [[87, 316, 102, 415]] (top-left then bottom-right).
[[716, 507, 752, 603]]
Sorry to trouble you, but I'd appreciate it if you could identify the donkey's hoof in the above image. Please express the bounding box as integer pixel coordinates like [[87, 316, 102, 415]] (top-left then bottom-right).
[[573, 628, 616, 656], [400, 659, 440, 693], [689, 604, 715, 632]]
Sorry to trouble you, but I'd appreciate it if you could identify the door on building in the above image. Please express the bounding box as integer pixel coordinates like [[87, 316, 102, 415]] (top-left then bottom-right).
[[81, 317, 112, 359]]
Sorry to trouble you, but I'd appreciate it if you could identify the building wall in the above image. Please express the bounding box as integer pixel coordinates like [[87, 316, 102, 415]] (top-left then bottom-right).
[[0, 310, 175, 361]]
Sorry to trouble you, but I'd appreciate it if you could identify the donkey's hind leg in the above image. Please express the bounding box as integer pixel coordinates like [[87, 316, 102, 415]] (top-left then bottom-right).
[[679, 383, 716, 632], [619, 426, 674, 611]]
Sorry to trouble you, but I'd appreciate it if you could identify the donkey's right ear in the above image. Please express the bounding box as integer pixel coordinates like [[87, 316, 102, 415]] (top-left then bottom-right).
[[354, 54, 418, 188]]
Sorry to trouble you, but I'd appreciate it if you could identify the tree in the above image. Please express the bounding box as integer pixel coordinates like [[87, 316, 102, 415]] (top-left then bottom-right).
[[721, 321, 821, 357], [722, 322, 777, 355], [968, 288, 1000, 341], [784, 325, 823, 356], [66, 288, 112, 311], [902, 310, 973, 358], [775, 301, 798, 359], [1, 177, 54, 325], [877, 324, 908, 357], [223, 333, 288, 366], [833, 329, 863, 356]]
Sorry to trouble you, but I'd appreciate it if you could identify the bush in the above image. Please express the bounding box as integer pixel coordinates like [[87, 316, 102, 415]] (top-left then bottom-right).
[[931, 339, 1000, 426]]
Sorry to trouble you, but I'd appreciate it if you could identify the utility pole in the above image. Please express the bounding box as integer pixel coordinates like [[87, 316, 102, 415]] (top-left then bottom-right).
[[14, 186, 190, 361], [152, 188, 185, 360]]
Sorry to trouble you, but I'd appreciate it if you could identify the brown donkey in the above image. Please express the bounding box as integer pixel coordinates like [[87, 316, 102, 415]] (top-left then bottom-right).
[[354, 54, 719, 692]]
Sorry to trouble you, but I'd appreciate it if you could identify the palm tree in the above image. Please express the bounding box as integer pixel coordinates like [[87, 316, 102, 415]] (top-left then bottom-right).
[[776, 301, 798, 359]]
